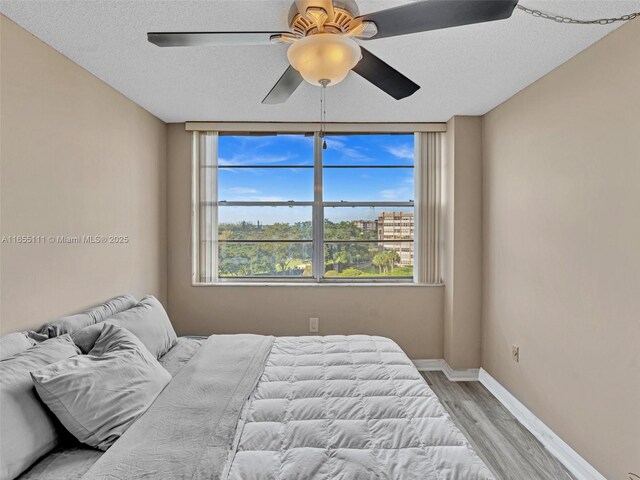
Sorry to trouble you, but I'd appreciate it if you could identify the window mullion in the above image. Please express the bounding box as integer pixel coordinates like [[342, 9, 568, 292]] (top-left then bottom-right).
[[312, 133, 324, 281]]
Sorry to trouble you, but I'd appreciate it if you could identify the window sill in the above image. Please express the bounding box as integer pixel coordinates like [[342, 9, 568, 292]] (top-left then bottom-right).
[[192, 281, 443, 287]]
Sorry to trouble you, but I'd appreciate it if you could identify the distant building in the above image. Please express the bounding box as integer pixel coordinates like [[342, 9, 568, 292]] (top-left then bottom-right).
[[377, 212, 414, 266], [352, 219, 378, 232]]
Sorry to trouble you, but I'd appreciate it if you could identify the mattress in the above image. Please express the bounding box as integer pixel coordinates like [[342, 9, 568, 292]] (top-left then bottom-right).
[[227, 336, 493, 480]]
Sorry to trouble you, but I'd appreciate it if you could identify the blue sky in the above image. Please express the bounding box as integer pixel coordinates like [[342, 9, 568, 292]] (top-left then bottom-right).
[[218, 134, 414, 224]]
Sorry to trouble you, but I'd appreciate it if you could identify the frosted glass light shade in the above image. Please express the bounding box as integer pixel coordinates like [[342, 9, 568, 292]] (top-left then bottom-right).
[[287, 34, 362, 86]]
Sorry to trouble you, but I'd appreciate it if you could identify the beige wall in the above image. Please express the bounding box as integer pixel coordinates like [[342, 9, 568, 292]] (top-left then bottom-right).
[[443, 116, 483, 369], [166, 124, 444, 359], [0, 16, 167, 333], [482, 20, 640, 480]]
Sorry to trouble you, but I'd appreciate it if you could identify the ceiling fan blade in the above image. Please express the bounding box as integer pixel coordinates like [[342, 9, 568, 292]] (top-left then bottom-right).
[[262, 66, 305, 104], [147, 31, 291, 47], [351, 47, 419, 100], [354, 0, 519, 40]]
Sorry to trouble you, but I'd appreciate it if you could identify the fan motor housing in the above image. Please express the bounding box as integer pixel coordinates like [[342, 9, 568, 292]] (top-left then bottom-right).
[[290, 6, 357, 37]]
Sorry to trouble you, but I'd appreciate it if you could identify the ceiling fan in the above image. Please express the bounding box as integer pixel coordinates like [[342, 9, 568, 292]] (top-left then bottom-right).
[[148, 0, 519, 104]]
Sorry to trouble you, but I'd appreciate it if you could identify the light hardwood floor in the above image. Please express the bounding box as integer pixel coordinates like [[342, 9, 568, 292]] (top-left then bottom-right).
[[422, 371, 576, 480]]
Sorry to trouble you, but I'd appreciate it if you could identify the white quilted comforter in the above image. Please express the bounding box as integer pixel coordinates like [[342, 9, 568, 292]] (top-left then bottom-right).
[[227, 336, 493, 480]]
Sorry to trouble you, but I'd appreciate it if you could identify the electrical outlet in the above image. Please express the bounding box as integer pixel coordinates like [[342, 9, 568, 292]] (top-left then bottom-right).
[[512, 345, 520, 363], [309, 317, 319, 333]]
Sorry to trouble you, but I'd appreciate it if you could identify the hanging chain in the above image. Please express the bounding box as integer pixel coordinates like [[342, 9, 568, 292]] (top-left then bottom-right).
[[319, 85, 323, 136], [319, 79, 329, 150], [517, 4, 639, 25]]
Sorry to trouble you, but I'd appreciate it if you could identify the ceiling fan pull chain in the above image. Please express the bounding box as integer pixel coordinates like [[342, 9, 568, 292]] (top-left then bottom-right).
[[517, 4, 639, 24], [318, 84, 324, 143], [323, 83, 327, 150], [319, 79, 329, 149]]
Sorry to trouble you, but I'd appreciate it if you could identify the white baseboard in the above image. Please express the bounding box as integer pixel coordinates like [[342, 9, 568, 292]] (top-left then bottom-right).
[[412, 359, 446, 371], [442, 362, 480, 382], [412, 359, 479, 381], [478, 368, 606, 480]]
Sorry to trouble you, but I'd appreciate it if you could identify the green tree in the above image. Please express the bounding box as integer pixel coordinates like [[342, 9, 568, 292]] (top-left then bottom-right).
[[385, 250, 400, 272], [262, 223, 299, 274], [333, 251, 349, 274], [218, 218, 382, 278], [340, 268, 363, 277], [372, 252, 387, 274]]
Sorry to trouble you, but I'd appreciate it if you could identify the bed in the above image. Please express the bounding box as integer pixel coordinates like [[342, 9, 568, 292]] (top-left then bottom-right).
[[3, 297, 493, 480], [228, 336, 493, 480]]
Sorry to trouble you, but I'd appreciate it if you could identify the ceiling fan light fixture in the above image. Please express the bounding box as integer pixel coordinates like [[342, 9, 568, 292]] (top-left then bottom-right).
[[287, 33, 361, 87]]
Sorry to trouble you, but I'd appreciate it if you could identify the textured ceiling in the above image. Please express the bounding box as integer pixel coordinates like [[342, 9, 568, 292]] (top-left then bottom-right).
[[1, 0, 638, 122]]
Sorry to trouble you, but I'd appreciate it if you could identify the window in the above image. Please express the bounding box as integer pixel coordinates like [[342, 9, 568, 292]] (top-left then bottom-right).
[[192, 126, 443, 284], [216, 134, 314, 279], [322, 134, 414, 280]]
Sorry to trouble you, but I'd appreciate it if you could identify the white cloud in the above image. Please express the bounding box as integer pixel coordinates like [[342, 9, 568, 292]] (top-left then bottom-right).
[[225, 187, 259, 194], [386, 144, 414, 161], [323, 137, 374, 162], [221, 189, 289, 202], [380, 187, 411, 201], [245, 195, 288, 202], [219, 154, 297, 166], [341, 147, 372, 162], [324, 138, 345, 149]]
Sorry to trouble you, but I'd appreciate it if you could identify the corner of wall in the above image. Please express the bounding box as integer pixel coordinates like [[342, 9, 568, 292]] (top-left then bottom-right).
[[443, 116, 483, 370]]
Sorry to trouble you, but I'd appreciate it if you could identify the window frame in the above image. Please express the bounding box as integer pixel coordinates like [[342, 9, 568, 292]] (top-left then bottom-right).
[[191, 123, 445, 285]]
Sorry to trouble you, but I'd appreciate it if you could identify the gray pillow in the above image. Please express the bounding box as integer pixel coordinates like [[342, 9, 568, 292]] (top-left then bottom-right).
[[71, 296, 177, 358], [0, 335, 80, 480], [25, 330, 50, 344], [38, 294, 137, 337], [0, 332, 35, 361], [31, 324, 172, 451]]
